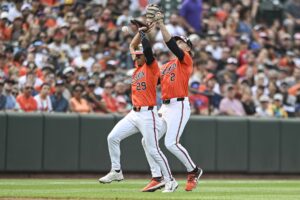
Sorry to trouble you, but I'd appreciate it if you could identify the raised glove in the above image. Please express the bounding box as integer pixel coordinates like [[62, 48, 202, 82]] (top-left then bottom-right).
[[146, 4, 163, 23], [130, 18, 154, 33], [130, 19, 148, 29]]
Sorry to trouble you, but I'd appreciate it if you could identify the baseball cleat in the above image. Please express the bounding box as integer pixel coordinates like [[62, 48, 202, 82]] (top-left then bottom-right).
[[162, 179, 178, 193], [141, 177, 165, 192], [99, 170, 124, 184], [185, 167, 203, 191]]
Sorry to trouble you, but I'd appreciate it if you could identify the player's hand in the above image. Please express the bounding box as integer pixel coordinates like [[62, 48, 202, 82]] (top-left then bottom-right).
[[138, 27, 148, 32]]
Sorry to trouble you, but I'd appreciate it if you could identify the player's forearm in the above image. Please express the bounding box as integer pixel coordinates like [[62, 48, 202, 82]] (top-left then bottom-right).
[[140, 31, 154, 65], [129, 32, 141, 53], [158, 21, 172, 43]]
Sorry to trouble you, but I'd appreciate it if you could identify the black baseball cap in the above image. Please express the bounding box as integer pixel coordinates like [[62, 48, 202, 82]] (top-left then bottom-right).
[[173, 35, 193, 49], [55, 79, 64, 86]]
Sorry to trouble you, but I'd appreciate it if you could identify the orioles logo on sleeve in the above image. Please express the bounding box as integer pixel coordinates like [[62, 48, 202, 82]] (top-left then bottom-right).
[[132, 71, 145, 84], [161, 63, 177, 76]]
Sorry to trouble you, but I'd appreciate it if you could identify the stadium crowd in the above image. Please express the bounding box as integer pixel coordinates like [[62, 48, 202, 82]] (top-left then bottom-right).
[[0, 0, 300, 117]]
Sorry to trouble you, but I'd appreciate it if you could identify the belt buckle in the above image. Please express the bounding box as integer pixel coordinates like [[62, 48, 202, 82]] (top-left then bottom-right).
[[148, 106, 154, 110], [134, 107, 141, 112], [163, 99, 170, 104]]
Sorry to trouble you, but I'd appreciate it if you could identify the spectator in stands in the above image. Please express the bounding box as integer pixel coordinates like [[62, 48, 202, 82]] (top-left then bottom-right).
[[284, 0, 300, 33], [219, 84, 246, 116], [101, 81, 119, 113], [217, 57, 238, 85], [280, 81, 297, 116], [51, 80, 69, 112], [84, 79, 107, 113], [16, 82, 37, 112], [202, 74, 223, 115], [0, 79, 6, 110], [255, 95, 272, 117], [3, 80, 17, 110], [241, 88, 256, 116], [189, 81, 209, 115], [69, 83, 91, 113], [72, 43, 95, 73], [34, 83, 52, 112], [268, 93, 288, 118], [155, 13, 186, 42], [180, 0, 202, 33], [114, 81, 131, 114]]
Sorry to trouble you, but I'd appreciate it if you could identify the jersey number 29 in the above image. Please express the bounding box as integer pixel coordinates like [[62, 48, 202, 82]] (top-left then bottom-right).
[[137, 82, 146, 90]]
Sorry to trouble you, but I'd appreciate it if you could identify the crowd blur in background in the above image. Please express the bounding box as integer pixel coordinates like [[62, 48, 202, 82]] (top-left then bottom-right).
[[0, 0, 300, 117]]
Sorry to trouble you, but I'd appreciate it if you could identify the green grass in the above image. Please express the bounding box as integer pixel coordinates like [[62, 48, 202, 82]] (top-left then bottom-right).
[[0, 179, 300, 200]]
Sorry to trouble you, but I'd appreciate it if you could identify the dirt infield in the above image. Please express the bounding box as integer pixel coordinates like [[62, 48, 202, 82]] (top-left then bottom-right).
[[1, 173, 300, 179]]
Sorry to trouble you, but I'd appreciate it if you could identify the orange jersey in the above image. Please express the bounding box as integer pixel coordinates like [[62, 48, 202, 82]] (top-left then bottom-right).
[[131, 61, 160, 107], [160, 51, 193, 100]]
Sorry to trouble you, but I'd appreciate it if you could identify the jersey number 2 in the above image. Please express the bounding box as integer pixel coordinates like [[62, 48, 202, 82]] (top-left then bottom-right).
[[137, 82, 146, 90], [170, 73, 176, 81]]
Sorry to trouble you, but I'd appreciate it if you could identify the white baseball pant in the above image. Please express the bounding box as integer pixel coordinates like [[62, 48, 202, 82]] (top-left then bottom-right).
[[142, 98, 196, 178], [107, 107, 173, 181]]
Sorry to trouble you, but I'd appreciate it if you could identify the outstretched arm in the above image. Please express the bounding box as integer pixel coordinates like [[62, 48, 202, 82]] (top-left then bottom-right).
[[157, 16, 185, 61], [129, 32, 141, 60], [139, 28, 155, 65]]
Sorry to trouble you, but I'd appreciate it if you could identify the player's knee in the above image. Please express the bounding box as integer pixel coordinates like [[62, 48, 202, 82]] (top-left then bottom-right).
[[141, 138, 146, 148], [146, 146, 159, 157], [165, 140, 176, 152], [107, 133, 119, 144]]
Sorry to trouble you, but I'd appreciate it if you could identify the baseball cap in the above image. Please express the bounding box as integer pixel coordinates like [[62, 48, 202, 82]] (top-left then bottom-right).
[[227, 57, 238, 65], [88, 26, 99, 33], [274, 93, 283, 101], [190, 81, 200, 89], [226, 84, 234, 91], [294, 32, 300, 40], [0, 12, 8, 19], [240, 34, 250, 43], [259, 32, 268, 39], [42, 64, 54, 71], [173, 35, 193, 49], [33, 40, 44, 47], [88, 79, 96, 86], [55, 79, 64, 85], [80, 44, 90, 51], [63, 66, 75, 75], [21, 3, 32, 11], [259, 95, 270, 102], [59, 22, 70, 28]]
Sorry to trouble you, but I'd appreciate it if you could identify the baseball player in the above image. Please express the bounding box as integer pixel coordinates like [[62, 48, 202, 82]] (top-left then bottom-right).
[[99, 25, 178, 193], [141, 5, 203, 192]]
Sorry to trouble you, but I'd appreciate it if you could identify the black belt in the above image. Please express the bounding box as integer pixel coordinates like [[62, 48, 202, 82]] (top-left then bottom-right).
[[162, 98, 185, 104], [133, 106, 154, 112]]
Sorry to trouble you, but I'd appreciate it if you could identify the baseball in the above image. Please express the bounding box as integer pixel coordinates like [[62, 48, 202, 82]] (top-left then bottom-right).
[[121, 26, 129, 33]]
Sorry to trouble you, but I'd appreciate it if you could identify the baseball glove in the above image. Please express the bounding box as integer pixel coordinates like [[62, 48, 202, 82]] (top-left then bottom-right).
[[130, 18, 154, 33], [146, 4, 164, 23], [130, 19, 148, 29]]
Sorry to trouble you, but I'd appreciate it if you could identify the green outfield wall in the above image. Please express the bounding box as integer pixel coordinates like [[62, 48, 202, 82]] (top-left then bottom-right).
[[0, 112, 299, 173]]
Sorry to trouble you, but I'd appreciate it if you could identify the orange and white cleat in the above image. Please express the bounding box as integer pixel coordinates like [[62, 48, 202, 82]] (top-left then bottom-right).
[[185, 167, 203, 191], [142, 177, 165, 192]]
